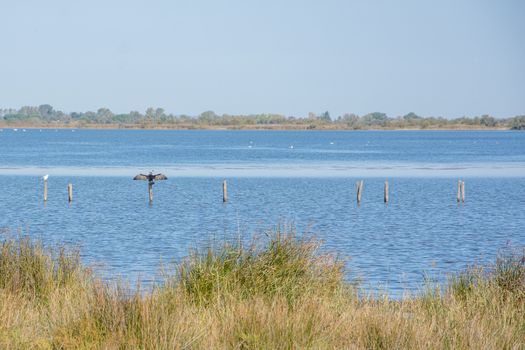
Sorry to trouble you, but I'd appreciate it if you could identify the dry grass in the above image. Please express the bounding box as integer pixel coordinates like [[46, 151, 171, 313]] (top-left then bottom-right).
[[0, 230, 523, 349]]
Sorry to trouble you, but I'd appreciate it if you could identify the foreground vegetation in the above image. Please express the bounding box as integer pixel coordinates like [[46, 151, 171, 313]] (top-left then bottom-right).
[[1, 231, 523, 349], [2, 105, 525, 130]]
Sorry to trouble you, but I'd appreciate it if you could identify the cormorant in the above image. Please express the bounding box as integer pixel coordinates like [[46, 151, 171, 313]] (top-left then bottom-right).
[[133, 171, 167, 185]]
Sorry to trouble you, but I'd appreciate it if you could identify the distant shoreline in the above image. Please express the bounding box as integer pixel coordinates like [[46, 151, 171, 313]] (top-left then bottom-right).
[[3, 106, 523, 130], [0, 122, 511, 131]]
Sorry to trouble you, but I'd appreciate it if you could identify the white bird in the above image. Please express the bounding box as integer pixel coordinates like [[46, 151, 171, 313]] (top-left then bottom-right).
[[42, 174, 49, 181]]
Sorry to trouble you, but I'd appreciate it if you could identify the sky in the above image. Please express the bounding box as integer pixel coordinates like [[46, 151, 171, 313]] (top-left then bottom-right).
[[0, 0, 524, 118]]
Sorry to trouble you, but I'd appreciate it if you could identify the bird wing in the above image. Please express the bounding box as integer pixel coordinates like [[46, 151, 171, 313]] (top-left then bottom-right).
[[133, 174, 148, 180], [154, 174, 167, 180]]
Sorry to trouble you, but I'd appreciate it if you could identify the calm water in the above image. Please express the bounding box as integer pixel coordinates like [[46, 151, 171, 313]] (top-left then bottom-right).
[[1, 129, 524, 297]]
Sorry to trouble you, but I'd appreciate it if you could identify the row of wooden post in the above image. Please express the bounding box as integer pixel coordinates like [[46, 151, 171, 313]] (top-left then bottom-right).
[[357, 179, 465, 204], [41, 179, 465, 204], [43, 180, 223, 203], [356, 180, 389, 205], [43, 178, 73, 203]]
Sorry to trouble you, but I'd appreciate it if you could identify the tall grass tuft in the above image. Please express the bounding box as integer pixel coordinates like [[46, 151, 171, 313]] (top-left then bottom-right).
[[449, 246, 525, 302], [494, 246, 525, 298], [0, 236, 84, 301], [176, 228, 345, 306]]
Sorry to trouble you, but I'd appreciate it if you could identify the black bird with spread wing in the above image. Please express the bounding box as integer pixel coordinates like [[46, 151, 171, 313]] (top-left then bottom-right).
[[133, 171, 167, 202], [133, 172, 168, 184]]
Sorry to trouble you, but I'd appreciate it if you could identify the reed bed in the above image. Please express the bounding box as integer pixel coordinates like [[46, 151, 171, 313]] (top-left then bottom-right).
[[0, 230, 523, 349]]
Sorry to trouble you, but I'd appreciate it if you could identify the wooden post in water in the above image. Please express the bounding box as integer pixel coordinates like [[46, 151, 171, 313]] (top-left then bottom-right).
[[148, 182, 153, 203], [457, 180, 461, 203], [223, 180, 228, 203], [384, 180, 389, 203], [43, 179, 48, 202], [461, 181, 465, 203], [356, 180, 363, 204], [68, 183, 73, 202]]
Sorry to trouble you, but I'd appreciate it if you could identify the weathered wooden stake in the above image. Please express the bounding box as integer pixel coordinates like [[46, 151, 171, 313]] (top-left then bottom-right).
[[68, 183, 73, 202], [384, 180, 389, 203], [457, 180, 461, 203], [356, 180, 363, 204], [148, 182, 153, 202], [461, 181, 465, 203], [223, 180, 228, 203], [43, 179, 48, 202]]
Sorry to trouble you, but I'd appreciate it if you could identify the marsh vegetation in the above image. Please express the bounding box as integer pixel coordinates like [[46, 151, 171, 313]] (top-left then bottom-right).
[[0, 230, 523, 348]]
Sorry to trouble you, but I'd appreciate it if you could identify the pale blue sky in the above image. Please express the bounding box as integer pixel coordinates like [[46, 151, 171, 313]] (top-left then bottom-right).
[[1, 0, 523, 118]]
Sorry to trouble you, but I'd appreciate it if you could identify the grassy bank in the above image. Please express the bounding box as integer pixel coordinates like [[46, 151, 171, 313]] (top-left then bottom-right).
[[1, 231, 523, 349]]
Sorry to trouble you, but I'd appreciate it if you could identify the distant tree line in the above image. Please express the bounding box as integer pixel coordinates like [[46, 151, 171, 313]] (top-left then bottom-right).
[[1, 105, 524, 130]]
